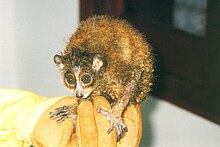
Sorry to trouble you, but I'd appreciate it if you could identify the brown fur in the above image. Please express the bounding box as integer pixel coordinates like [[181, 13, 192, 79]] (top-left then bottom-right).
[[52, 15, 154, 141], [64, 15, 154, 103]]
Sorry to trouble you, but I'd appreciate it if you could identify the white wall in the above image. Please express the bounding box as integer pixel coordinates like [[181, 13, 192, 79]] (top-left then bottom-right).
[[1, 1, 220, 147], [140, 96, 220, 147], [0, 0, 79, 97]]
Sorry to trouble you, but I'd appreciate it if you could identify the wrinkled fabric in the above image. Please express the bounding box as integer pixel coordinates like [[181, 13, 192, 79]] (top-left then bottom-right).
[[0, 89, 62, 146]]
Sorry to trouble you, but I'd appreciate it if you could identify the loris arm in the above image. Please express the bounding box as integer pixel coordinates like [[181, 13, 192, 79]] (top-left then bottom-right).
[[97, 69, 141, 141]]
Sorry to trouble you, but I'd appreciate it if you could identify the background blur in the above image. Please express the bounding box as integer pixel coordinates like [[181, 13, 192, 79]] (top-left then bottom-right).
[[0, 0, 78, 96], [0, 0, 219, 147]]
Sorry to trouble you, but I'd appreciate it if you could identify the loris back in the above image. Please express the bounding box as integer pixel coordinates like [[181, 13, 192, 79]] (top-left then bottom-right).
[[61, 15, 154, 103]]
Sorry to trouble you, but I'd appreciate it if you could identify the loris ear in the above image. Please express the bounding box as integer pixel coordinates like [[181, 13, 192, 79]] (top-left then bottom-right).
[[92, 54, 104, 71], [54, 54, 64, 69]]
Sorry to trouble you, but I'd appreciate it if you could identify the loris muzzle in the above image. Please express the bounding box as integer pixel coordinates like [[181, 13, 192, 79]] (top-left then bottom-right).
[[50, 15, 154, 141]]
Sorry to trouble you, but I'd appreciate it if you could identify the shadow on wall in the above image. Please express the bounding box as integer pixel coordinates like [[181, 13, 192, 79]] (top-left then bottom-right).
[[140, 95, 158, 147]]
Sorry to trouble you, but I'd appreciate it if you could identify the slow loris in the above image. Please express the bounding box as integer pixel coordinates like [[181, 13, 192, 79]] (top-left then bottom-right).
[[50, 15, 154, 141]]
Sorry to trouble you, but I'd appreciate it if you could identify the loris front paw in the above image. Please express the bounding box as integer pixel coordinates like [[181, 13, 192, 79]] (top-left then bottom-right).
[[50, 105, 77, 123], [96, 108, 128, 141]]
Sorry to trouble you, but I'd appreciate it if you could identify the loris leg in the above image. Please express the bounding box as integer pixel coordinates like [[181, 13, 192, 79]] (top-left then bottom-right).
[[50, 102, 79, 132]]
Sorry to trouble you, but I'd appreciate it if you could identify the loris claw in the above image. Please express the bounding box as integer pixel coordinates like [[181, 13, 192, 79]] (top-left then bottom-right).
[[50, 104, 78, 130], [97, 108, 128, 141], [52, 15, 154, 141]]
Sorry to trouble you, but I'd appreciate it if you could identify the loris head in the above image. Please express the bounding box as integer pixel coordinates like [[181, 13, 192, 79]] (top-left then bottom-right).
[[54, 49, 106, 99]]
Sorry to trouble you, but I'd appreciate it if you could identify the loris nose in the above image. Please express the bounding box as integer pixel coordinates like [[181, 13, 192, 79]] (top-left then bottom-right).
[[76, 92, 84, 98]]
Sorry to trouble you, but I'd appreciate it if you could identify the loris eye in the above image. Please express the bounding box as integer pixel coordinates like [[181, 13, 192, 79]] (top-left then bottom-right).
[[66, 74, 76, 85], [81, 74, 92, 84]]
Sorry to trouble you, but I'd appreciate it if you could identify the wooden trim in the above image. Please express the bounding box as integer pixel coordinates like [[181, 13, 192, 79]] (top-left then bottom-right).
[[80, 0, 124, 21], [151, 73, 220, 124], [79, 0, 220, 124], [80, 0, 94, 21]]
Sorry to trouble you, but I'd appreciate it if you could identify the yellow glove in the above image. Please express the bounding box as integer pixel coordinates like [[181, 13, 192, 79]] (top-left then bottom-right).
[[31, 96, 142, 147], [0, 89, 142, 147]]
